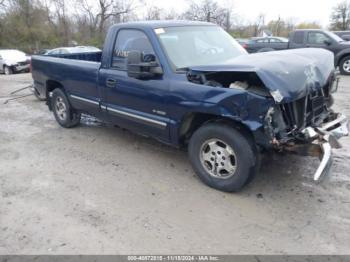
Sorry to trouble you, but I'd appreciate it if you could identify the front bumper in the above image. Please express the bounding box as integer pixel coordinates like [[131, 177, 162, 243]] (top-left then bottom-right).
[[287, 113, 348, 181], [13, 64, 30, 72]]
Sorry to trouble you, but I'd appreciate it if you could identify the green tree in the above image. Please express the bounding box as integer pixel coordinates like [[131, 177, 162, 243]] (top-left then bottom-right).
[[296, 22, 321, 29]]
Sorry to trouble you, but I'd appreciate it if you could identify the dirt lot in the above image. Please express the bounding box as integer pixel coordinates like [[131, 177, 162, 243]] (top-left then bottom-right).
[[0, 73, 350, 255]]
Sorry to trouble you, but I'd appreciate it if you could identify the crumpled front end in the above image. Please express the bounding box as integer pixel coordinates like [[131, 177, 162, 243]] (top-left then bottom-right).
[[264, 75, 349, 181], [186, 48, 348, 181]]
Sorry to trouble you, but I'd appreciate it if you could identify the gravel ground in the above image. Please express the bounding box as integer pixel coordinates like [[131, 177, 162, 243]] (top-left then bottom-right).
[[0, 73, 350, 255]]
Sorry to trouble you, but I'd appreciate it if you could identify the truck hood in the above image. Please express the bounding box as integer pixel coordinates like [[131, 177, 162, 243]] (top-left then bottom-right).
[[190, 48, 334, 103]]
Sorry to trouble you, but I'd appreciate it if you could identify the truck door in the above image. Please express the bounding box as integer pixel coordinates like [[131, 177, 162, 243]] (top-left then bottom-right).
[[306, 31, 334, 54], [98, 29, 170, 143]]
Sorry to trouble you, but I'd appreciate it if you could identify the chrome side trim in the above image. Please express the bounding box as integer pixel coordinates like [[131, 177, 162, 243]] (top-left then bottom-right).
[[108, 107, 167, 128], [70, 95, 99, 106]]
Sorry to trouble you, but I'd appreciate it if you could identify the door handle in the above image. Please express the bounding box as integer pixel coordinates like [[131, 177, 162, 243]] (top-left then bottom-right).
[[106, 78, 117, 88]]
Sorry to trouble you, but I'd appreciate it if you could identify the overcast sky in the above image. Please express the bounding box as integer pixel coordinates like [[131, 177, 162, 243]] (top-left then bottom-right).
[[145, 0, 345, 27]]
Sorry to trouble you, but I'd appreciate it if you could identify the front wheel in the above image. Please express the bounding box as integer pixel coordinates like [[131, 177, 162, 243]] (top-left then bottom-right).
[[339, 56, 350, 75], [4, 66, 13, 75], [188, 123, 258, 192], [51, 88, 81, 128]]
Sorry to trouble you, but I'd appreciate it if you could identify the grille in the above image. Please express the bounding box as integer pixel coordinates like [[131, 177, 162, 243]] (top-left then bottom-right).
[[18, 61, 28, 66], [280, 84, 330, 130]]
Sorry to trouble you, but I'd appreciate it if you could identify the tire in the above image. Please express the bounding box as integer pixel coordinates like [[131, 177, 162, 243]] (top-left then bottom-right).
[[339, 56, 350, 75], [188, 123, 258, 192], [4, 66, 13, 75], [51, 88, 80, 128]]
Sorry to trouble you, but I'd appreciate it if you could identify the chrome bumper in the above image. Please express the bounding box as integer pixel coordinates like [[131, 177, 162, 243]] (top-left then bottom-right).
[[303, 113, 349, 181]]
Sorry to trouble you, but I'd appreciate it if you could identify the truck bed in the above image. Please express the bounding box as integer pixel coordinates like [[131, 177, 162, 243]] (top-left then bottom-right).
[[45, 51, 102, 62], [31, 52, 102, 100]]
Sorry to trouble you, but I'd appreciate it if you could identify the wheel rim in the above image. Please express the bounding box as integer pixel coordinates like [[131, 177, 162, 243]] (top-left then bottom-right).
[[199, 138, 237, 179], [343, 60, 350, 73], [55, 96, 67, 121]]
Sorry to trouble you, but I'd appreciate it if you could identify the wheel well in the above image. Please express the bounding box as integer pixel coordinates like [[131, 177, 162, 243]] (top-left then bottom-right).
[[46, 80, 64, 110], [337, 54, 350, 66], [178, 112, 255, 147]]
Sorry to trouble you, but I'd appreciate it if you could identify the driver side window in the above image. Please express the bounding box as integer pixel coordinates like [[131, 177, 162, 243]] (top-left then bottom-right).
[[307, 32, 330, 45], [112, 29, 155, 70]]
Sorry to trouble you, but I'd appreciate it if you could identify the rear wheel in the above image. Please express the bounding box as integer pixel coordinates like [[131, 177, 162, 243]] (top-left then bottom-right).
[[188, 123, 258, 192], [339, 56, 350, 75], [51, 88, 80, 128]]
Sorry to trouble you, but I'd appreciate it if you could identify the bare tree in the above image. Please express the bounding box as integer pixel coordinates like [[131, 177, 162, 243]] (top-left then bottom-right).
[[75, 0, 133, 41], [330, 1, 350, 30], [184, 0, 227, 26], [144, 6, 162, 20], [163, 9, 180, 20], [51, 0, 71, 45], [76, 0, 99, 39], [97, 0, 133, 35]]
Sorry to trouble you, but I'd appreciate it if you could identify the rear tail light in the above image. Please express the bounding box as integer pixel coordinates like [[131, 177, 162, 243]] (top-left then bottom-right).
[[243, 43, 248, 49]]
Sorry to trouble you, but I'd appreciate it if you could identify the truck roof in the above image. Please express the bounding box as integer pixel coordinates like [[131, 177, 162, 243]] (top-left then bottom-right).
[[110, 20, 215, 30], [293, 29, 325, 32]]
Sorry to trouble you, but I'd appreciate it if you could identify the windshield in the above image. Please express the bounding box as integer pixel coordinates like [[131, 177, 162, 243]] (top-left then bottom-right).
[[326, 31, 345, 42], [155, 26, 247, 71]]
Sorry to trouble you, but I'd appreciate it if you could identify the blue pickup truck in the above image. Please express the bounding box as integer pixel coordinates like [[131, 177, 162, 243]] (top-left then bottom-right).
[[31, 21, 349, 192]]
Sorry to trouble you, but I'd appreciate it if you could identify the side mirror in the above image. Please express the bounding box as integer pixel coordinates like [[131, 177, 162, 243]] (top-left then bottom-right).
[[127, 50, 163, 79], [324, 39, 332, 45]]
